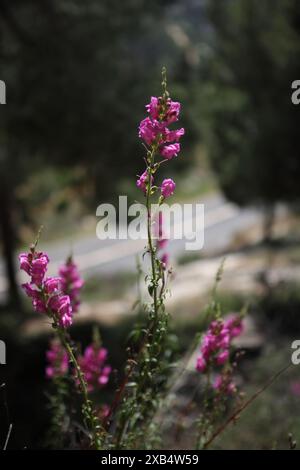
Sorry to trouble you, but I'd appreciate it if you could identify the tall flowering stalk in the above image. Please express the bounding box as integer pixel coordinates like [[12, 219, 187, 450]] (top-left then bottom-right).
[[193, 267, 245, 449], [138, 67, 183, 323], [112, 69, 184, 449], [19, 242, 105, 449]]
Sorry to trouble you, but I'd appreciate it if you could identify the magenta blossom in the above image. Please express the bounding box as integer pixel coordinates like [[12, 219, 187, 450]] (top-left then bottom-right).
[[145, 96, 181, 124], [59, 259, 84, 313], [19, 249, 73, 329], [160, 143, 180, 160], [138, 117, 165, 146], [146, 96, 160, 120], [78, 344, 112, 393], [165, 98, 181, 124], [48, 294, 73, 328], [19, 251, 49, 286], [44, 277, 61, 295], [46, 339, 69, 379], [196, 316, 243, 374], [161, 178, 176, 199], [224, 314, 244, 338], [165, 128, 185, 143], [136, 169, 153, 194]]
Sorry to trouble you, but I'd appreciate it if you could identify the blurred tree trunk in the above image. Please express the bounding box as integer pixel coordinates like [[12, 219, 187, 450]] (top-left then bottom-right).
[[0, 176, 20, 307]]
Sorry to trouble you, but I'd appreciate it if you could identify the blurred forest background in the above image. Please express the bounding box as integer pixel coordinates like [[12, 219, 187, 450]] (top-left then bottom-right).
[[1, 0, 300, 449]]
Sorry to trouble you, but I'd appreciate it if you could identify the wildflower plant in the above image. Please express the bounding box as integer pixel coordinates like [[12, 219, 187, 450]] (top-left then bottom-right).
[[193, 264, 245, 449], [19, 238, 105, 449], [17, 70, 263, 451], [105, 69, 184, 449]]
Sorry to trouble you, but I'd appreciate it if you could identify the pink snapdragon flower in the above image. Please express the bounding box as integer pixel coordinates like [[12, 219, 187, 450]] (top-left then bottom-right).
[[45, 339, 69, 379], [19, 251, 49, 286], [136, 169, 153, 193], [48, 294, 73, 328], [138, 117, 165, 146], [44, 277, 61, 295], [59, 258, 84, 313], [161, 178, 176, 199], [196, 315, 243, 374], [19, 248, 73, 329], [165, 98, 181, 124], [145, 96, 181, 124], [146, 96, 160, 120], [78, 344, 112, 393], [165, 128, 185, 143], [160, 143, 180, 160], [224, 314, 244, 338]]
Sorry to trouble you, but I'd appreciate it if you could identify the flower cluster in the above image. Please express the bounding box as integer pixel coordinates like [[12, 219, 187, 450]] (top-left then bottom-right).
[[78, 344, 112, 393], [139, 96, 184, 154], [137, 92, 184, 200], [196, 315, 243, 374], [19, 249, 73, 328], [59, 258, 84, 313], [46, 339, 69, 379]]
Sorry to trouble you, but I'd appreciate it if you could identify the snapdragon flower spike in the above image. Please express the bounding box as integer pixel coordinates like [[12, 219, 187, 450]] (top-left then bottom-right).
[[196, 315, 243, 374], [19, 249, 73, 329], [45, 339, 69, 379], [78, 344, 112, 393], [59, 258, 84, 313], [138, 84, 184, 205], [140, 95, 184, 159]]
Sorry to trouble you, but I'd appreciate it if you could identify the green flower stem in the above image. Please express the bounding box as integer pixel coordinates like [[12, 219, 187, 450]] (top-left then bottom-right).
[[146, 146, 160, 321], [56, 327, 104, 450]]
